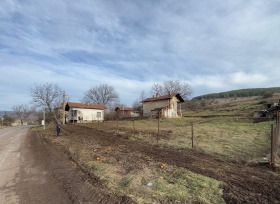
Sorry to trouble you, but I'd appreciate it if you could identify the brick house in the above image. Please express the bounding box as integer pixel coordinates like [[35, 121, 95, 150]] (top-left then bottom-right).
[[115, 106, 133, 118], [142, 92, 184, 118], [65, 102, 105, 123]]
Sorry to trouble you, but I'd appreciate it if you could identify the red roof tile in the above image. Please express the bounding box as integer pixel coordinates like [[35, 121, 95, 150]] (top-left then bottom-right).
[[65, 102, 105, 110], [115, 106, 133, 111], [143, 93, 184, 102]]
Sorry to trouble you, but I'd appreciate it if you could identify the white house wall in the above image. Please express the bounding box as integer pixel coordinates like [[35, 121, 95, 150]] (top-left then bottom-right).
[[68, 108, 104, 122]]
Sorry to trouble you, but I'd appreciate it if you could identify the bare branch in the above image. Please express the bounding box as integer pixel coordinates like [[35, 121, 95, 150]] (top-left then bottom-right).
[[151, 80, 192, 100], [30, 83, 63, 113], [82, 84, 119, 106], [12, 104, 34, 125]]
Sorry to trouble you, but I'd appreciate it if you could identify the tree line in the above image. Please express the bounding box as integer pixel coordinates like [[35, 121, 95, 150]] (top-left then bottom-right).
[[193, 87, 280, 100]]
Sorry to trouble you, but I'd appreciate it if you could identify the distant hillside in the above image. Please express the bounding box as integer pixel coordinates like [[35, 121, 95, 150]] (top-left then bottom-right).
[[183, 93, 280, 119], [193, 87, 280, 100]]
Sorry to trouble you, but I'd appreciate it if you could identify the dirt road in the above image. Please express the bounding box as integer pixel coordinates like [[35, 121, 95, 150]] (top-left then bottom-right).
[[0, 126, 131, 204], [0, 126, 72, 203], [0, 126, 26, 203]]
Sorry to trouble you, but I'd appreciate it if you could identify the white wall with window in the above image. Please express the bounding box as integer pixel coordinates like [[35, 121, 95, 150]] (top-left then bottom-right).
[[68, 107, 104, 122]]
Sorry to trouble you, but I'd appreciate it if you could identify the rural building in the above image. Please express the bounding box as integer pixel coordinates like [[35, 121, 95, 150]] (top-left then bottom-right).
[[142, 92, 184, 118], [115, 106, 132, 118], [115, 106, 140, 118], [65, 102, 105, 123]]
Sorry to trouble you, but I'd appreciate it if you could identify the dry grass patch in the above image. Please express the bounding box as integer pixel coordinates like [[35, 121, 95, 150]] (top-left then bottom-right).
[[81, 118, 273, 162], [85, 158, 224, 204]]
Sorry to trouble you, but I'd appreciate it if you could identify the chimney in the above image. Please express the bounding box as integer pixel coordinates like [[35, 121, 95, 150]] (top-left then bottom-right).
[[156, 92, 160, 98], [168, 91, 171, 96]]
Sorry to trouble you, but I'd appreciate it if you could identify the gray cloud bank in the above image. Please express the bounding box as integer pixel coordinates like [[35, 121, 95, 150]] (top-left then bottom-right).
[[0, 0, 280, 109]]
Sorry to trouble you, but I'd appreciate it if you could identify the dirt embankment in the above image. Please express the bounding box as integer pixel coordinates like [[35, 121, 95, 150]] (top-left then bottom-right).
[[41, 124, 280, 204]]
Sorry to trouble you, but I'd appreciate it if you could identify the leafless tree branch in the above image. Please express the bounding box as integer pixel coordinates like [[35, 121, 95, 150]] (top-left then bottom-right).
[[82, 84, 119, 106], [151, 80, 192, 100], [30, 83, 63, 113], [12, 105, 35, 125]]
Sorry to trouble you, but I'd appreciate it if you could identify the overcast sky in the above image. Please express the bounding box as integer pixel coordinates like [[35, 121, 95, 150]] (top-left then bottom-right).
[[1, 0, 280, 110]]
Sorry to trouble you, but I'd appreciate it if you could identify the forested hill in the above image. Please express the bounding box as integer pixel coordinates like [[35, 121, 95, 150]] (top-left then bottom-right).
[[193, 87, 280, 100]]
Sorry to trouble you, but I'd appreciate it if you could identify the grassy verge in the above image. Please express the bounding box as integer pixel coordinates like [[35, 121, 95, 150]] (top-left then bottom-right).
[[187, 119, 272, 161]]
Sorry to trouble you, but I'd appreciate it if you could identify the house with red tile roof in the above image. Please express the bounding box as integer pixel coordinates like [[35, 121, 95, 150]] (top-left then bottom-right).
[[142, 92, 184, 118], [65, 102, 105, 123], [114, 106, 140, 118], [115, 106, 133, 118]]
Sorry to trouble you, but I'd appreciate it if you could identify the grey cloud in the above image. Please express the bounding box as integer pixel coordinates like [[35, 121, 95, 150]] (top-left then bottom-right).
[[1, 0, 280, 109]]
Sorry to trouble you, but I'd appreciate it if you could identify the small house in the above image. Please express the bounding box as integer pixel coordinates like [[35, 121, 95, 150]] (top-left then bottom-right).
[[142, 92, 184, 118], [115, 106, 133, 118], [65, 102, 105, 123]]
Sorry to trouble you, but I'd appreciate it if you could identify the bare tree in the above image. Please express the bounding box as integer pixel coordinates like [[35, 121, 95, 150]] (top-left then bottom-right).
[[82, 84, 119, 106], [12, 105, 34, 125], [132, 90, 146, 111], [2, 112, 15, 126], [30, 83, 64, 113], [152, 84, 163, 95], [151, 80, 192, 100]]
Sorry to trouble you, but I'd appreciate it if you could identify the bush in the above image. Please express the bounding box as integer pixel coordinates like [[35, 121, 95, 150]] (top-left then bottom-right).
[[262, 91, 273, 99]]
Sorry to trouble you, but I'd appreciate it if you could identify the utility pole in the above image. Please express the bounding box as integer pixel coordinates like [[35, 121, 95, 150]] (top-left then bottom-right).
[[62, 91, 66, 125]]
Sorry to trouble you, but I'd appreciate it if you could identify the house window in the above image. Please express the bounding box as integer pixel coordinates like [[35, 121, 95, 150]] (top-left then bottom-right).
[[71, 110, 77, 116], [96, 112, 101, 118]]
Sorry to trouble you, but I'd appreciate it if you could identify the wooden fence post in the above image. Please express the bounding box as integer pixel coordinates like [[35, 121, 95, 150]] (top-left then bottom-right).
[[117, 118, 119, 134], [191, 122, 194, 149], [271, 112, 280, 167], [133, 119, 135, 136], [271, 124, 274, 165], [157, 110, 160, 143]]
